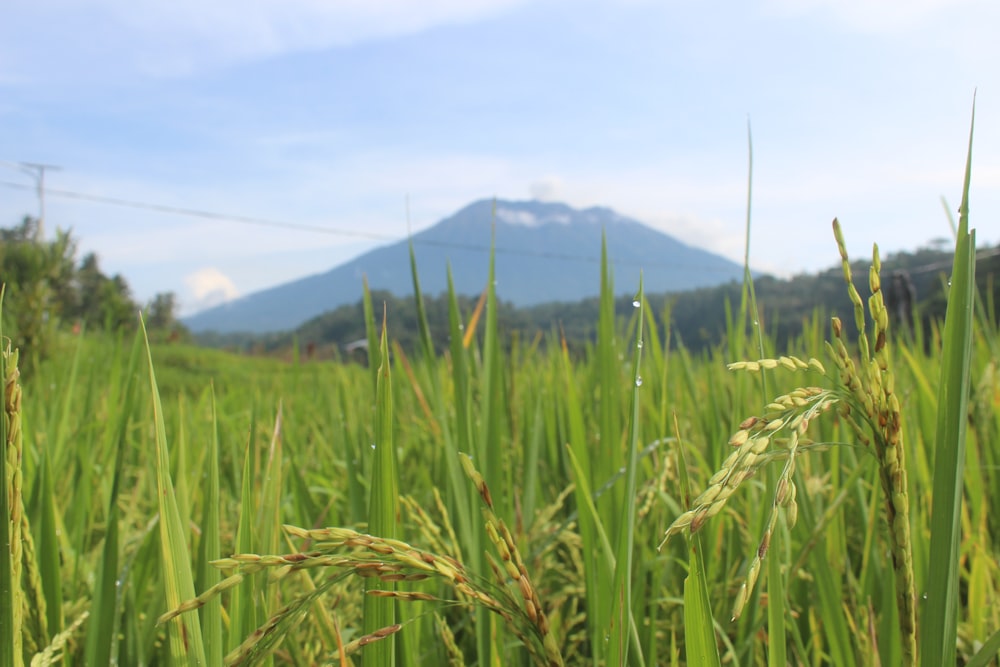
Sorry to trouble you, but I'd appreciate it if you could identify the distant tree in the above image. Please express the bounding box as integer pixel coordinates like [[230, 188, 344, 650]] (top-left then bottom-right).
[[146, 291, 190, 342], [70, 252, 136, 331], [0, 216, 190, 367], [146, 292, 177, 329], [0, 217, 78, 369]]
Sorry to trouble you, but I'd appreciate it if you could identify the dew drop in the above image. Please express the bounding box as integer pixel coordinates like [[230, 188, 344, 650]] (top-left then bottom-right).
[[632, 299, 640, 308], [637, 340, 643, 349], [370, 443, 376, 450], [635, 376, 643, 387]]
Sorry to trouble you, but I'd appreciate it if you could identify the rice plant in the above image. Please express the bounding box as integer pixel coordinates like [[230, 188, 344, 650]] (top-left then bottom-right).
[[0, 119, 997, 665]]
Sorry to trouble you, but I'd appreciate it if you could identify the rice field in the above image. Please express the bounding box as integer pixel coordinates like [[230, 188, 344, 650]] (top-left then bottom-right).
[[2, 136, 999, 666]]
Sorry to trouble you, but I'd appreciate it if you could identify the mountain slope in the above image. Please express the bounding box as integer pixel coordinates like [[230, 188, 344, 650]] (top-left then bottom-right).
[[184, 199, 746, 333]]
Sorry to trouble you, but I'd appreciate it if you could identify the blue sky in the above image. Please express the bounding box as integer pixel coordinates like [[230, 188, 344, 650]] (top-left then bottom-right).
[[2, 0, 997, 315]]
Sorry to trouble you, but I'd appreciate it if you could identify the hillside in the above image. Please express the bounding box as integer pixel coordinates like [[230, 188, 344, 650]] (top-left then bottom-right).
[[194, 242, 1000, 359], [183, 199, 746, 334]]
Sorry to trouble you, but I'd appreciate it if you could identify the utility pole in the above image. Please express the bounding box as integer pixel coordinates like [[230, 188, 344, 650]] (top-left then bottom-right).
[[17, 162, 62, 240]]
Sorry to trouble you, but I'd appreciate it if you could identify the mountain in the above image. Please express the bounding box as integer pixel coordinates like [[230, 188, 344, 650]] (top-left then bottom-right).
[[183, 199, 747, 333]]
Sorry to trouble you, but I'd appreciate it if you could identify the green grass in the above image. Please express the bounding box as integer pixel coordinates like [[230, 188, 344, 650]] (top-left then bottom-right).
[[0, 127, 997, 665]]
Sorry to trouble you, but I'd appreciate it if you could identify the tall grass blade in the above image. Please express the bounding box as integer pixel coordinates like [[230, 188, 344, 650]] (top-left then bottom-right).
[[363, 276, 380, 387], [32, 449, 61, 645], [608, 281, 645, 667], [966, 627, 1000, 667], [409, 239, 436, 362], [673, 414, 722, 667], [479, 209, 507, 510], [197, 386, 223, 667], [229, 433, 259, 655], [363, 307, 399, 666], [444, 266, 474, 544], [559, 332, 607, 664], [476, 209, 506, 665], [919, 100, 977, 667], [84, 331, 141, 666], [744, 119, 786, 665], [258, 404, 284, 606], [596, 233, 622, 522], [142, 317, 207, 665]]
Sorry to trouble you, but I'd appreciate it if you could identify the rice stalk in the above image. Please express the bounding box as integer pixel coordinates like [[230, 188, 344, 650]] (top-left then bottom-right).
[[19, 514, 46, 658], [164, 517, 563, 666], [2, 328, 25, 667], [29, 610, 88, 667], [828, 221, 916, 664]]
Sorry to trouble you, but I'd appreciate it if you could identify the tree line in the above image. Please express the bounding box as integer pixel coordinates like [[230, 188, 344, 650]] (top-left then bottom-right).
[[0, 216, 186, 372], [5, 211, 996, 367], [198, 240, 999, 361]]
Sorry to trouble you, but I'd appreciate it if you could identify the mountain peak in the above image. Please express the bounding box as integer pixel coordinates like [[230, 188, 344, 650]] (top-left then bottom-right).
[[184, 198, 744, 334], [452, 199, 630, 229]]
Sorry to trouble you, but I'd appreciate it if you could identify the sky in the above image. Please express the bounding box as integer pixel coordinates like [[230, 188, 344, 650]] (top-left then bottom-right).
[[1, 0, 998, 316]]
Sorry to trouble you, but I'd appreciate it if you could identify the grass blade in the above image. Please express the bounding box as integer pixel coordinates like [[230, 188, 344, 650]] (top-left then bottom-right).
[[673, 414, 722, 667], [197, 386, 223, 666], [919, 99, 977, 667], [608, 281, 645, 667], [229, 432, 259, 655], [142, 317, 207, 665], [363, 307, 399, 666], [965, 626, 1000, 667], [85, 331, 142, 666], [409, 238, 436, 362]]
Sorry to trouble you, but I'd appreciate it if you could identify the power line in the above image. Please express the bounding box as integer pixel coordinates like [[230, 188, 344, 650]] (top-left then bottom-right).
[[0, 163, 61, 239], [0, 178, 393, 242], [0, 178, 742, 273], [6, 177, 992, 275]]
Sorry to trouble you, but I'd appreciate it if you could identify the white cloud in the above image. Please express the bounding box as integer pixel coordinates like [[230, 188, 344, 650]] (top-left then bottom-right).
[[529, 176, 564, 201], [183, 267, 240, 314], [9, 0, 532, 77]]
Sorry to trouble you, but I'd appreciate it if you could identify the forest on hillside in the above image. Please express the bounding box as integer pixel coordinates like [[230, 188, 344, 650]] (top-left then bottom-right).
[[197, 241, 1000, 360]]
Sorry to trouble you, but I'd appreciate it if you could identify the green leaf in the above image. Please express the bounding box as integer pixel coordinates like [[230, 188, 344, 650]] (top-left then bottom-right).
[[85, 331, 142, 666], [229, 431, 259, 655], [608, 281, 646, 667], [673, 416, 722, 667], [919, 99, 977, 667], [363, 308, 398, 666], [142, 317, 207, 665], [197, 386, 223, 667]]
